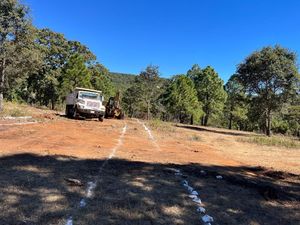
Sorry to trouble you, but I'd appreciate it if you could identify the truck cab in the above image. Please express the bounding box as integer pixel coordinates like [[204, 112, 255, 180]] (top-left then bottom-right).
[[65, 87, 106, 121]]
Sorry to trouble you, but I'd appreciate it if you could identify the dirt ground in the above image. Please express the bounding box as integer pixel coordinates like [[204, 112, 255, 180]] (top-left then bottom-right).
[[0, 114, 299, 225]]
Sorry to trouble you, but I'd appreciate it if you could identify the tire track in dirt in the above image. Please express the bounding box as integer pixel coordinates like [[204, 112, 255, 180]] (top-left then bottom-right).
[[135, 119, 160, 150], [65, 123, 128, 225]]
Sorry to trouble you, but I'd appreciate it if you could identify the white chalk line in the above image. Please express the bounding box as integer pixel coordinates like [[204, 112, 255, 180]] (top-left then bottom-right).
[[135, 119, 160, 150], [174, 169, 214, 225], [134, 119, 214, 223], [65, 124, 128, 225], [134, 119, 213, 223]]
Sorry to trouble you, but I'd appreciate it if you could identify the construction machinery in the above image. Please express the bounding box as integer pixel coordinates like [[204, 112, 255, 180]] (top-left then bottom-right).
[[105, 91, 124, 119]]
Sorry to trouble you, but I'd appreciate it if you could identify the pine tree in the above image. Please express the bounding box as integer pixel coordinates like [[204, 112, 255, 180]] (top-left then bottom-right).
[[61, 54, 92, 96], [163, 75, 202, 123], [224, 74, 248, 130], [189, 66, 227, 126]]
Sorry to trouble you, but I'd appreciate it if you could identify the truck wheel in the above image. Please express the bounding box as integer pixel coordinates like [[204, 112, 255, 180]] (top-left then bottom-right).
[[66, 105, 72, 118], [73, 108, 78, 119], [65, 106, 69, 117], [117, 112, 125, 120], [99, 115, 104, 122]]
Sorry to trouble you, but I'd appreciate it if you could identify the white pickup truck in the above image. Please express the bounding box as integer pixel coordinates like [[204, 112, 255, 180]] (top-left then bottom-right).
[[65, 87, 106, 121]]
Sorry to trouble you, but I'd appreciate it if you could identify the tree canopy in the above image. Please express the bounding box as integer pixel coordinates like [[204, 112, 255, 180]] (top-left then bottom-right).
[[237, 45, 300, 136], [188, 65, 227, 126], [163, 75, 202, 123]]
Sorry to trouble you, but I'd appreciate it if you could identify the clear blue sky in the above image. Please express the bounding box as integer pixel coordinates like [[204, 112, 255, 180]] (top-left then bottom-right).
[[25, 0, 300, 81]]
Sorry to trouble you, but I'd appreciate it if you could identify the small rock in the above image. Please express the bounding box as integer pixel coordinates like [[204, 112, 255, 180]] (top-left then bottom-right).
[[79, 199, 86, 207], [175, 172, 183, 176], [197, 206, 206, 213], [202, 214, 214, 223], [191, 190, 199, 195], [192, 197, 202, 204], [200, 170, 206, 175], [188, 194, 198, 199], [181, 180, 188, 186], [216, 175, 223, 179], [187, 186, 194, 193], [65, 178, 83, 186]]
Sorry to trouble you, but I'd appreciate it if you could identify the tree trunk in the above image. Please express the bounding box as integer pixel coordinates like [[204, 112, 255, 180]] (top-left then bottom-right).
[[179, 113, 183, 123], [201, 116, 204, 126], [0, 92, 3, 112], [228, 112, 233, 130], [266, 110, 272, 136], [0, 59, 6, 112], [51, 98, 55, 110], [190, 115, 194, 125], [147, 100, 150, 120], [204, 114, 209, 126]]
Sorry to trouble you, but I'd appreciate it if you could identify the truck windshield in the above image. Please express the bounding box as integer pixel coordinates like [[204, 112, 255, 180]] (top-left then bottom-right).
[[79, 91, 100, 100]]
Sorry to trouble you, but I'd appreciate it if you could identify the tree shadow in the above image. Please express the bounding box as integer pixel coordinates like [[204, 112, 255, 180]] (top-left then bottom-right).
[[176, 124, 252, 137], [0, 154, 299, 225]]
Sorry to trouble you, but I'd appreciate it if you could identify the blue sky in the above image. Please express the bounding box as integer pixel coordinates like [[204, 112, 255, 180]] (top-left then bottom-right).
[[25, 0, 300, 81]]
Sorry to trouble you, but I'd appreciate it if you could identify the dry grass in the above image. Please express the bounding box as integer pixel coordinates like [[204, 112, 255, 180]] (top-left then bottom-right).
[[0, 101, 30, 117], [239, 135, 300, 149], [188, 134, 202, 142], [147, 119, 176, 133]]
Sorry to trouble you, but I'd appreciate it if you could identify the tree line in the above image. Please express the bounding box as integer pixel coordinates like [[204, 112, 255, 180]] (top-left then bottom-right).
[[122, 47, 300, 137], [1, 0, 300, 137]]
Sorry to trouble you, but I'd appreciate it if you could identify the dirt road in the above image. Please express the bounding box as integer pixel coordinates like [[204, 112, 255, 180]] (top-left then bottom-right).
[[0, 117, 299, 224]]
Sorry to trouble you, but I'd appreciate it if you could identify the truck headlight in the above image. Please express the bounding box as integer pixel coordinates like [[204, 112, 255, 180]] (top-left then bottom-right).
[[78, 104, 85, 109]]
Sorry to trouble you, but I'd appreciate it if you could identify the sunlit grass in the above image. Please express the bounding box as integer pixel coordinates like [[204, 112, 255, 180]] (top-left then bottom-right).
[[0, 101, 30, 117], [147, 119, 176, 132], [239, 135, 300, 149]]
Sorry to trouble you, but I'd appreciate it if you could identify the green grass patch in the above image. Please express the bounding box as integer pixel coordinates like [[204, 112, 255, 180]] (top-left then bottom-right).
[[147, 119, 176, 132], [239, 135, 300, 149]]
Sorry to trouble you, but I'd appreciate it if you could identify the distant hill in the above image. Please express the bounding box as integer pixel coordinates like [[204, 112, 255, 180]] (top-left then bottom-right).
[[108, 72, 170, 95], [108, 72, 137, 94]]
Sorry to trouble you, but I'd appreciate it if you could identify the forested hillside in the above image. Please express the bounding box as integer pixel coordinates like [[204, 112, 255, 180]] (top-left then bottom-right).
[[108, 72, 137, 94], [1, 0, 300, 137]]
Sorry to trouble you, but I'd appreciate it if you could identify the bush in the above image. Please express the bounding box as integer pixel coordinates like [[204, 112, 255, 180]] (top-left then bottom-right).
[[272, 119, 289, 134]]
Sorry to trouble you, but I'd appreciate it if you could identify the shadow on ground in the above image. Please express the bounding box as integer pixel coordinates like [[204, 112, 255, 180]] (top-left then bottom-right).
[[0, 154, 299, 225]]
